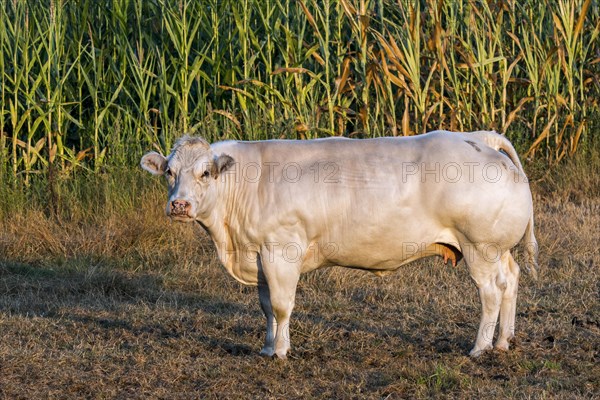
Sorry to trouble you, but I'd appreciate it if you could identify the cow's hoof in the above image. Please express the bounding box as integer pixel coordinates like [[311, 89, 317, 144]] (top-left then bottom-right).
[[260, 347, 275, 357], [495, 332, 515, 352], [469, 345, 492, 357], [494, 340, 510, 351]]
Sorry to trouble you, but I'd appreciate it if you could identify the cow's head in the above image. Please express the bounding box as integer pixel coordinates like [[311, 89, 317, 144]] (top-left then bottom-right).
[[140, 136, 234, 221]]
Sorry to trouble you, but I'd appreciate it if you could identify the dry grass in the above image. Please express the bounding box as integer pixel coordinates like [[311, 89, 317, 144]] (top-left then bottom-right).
[[1, 160, 599, 399]]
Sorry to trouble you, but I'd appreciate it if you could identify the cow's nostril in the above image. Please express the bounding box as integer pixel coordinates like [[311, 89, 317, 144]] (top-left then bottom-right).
[[171, 200, 190, 214]]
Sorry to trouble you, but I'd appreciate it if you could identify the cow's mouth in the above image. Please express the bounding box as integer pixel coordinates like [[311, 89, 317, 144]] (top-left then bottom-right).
[[168, 200, 194, 221], [170, 212, 194, 222], [168, 208, 194, 221]]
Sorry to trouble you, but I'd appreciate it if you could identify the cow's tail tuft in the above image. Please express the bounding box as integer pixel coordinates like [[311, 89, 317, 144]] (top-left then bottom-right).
[[469, 130, 538, 279]]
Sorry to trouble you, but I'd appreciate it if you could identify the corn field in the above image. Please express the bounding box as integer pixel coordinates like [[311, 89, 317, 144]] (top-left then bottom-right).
[[0, 0, 599, 180]]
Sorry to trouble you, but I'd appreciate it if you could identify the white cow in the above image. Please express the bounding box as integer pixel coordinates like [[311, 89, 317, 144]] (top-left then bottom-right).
[[141, 130, 538, 359]]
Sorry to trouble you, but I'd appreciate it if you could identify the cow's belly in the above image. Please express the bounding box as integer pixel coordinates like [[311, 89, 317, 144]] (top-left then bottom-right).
[[308, 215, 458, 272], [223, 220, 458, 284]]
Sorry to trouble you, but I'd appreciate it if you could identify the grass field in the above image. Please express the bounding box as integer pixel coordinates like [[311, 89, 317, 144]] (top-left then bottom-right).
[[0, 153, 598, 398]]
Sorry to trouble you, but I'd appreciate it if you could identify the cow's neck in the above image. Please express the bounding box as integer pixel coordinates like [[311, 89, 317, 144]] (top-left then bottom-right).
[[197, 173, 248, 270], [196, 203, 230, 258]]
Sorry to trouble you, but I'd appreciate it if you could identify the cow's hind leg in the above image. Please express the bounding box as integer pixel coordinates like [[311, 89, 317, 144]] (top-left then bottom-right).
[[465, 247, 506, 357], [496, 251, 520, 351]]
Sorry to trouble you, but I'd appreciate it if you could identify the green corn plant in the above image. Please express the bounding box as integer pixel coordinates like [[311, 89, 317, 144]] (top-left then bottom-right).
[[551, 0, 598, 158], [338, 0, 376, 135], [0, 3, 7, 174], [124, 43, 159, 147], [472, 2, 505, 128], [1, 0, 599, 180], [2, 0, 28, 177], [298, 0, 337, 135], [161, 0, 208, 135], [375, 5, 437, 134], [79, 34, 124, 171]]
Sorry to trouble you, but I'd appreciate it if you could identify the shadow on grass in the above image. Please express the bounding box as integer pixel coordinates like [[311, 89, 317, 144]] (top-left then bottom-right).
[[0, 258, 466, 359], [0, 258, 261, 355]]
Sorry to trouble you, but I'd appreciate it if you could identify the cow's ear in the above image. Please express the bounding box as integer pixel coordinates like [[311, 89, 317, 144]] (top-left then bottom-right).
[[141, 152, 167, 176], [211, 153, 235, 178]]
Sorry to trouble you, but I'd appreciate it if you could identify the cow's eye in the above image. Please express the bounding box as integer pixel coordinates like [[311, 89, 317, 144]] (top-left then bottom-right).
[[202, 170, 210, 178], [165, 168, 173, 178]]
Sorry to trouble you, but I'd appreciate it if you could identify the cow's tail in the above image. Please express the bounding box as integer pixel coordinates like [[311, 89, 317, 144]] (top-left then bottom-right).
[[468, 130, 525, 176], [522, 214, 539, 280], [468, 130, 538, 280]]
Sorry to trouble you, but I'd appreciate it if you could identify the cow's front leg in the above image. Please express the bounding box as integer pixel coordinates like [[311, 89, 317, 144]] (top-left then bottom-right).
[[259, 246, 301, 360], [258, 282, 276, 357]]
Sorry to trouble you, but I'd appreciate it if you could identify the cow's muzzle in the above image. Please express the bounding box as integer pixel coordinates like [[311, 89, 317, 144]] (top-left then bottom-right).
[[169, 199, 192, 218]]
